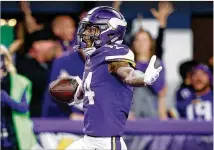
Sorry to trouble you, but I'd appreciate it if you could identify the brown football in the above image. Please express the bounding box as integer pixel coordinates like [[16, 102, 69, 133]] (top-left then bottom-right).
[[49, 78, 78, 104]]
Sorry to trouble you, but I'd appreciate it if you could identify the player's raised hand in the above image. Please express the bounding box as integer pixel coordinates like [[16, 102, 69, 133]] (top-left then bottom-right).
[[144, 55, 162, 85]]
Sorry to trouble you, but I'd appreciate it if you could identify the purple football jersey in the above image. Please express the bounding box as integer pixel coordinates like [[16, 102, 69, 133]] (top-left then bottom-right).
[[82, 43, 135, 137], [176, 88, 213, 121]]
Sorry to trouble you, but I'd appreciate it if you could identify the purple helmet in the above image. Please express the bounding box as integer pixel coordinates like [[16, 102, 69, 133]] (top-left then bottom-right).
[[77, 6, 127, 49]]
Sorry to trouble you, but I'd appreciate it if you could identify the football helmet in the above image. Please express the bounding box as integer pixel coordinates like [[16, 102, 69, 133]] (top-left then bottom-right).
[[77, 6, 127, 55]]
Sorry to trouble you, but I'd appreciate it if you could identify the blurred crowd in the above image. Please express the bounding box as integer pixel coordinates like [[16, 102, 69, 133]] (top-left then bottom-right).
[[1, 1, 213, 150]]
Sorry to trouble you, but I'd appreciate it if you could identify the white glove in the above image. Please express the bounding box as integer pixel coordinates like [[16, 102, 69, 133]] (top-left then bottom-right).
[[144, 55, 162, 85], [63, 76, 83, 106]]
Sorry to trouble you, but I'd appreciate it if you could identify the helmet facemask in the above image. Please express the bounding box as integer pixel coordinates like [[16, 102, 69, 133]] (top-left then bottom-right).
[[77, 6, 127, 56], [77, 22, 109, 56]]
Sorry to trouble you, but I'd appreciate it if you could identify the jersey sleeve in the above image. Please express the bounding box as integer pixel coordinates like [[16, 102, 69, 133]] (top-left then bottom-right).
[[104, 44, 136, 67]]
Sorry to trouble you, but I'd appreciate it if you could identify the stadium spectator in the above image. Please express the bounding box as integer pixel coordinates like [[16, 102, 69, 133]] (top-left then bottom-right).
[[15, 29, 62, 117], [52, 15, 76, 51], [20, 1, 76, 52], [178, 60, 199, 89], [127, 2, 174, 120], [170, 60, 200, 118], [0, 45, 41, 150], [130, 1, 174, 59], [129, 29, 167, 120], [42, 48, 85, 119], [176, 64, 213, 121]]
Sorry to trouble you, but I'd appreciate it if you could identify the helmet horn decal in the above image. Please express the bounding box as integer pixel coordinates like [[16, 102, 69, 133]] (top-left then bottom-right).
[[108, 18, 127, 29]]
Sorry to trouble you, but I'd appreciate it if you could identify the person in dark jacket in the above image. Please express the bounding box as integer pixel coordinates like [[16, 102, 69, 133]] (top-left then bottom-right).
[[16, 29, 62, 117]]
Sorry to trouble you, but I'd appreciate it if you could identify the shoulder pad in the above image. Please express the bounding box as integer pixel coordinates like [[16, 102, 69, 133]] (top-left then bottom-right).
[[104, 44, 135, 66]]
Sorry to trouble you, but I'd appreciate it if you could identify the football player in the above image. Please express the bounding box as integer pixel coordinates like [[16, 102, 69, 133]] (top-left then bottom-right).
[[63, 6, 162, 149]]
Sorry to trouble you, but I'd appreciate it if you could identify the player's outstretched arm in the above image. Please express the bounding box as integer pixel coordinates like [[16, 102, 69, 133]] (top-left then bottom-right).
[[117, 66, 146, 86], [109, 55, 163, 86]]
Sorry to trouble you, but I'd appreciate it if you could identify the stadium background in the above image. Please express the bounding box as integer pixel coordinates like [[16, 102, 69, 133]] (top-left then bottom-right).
[[1, 1, 213, 150]]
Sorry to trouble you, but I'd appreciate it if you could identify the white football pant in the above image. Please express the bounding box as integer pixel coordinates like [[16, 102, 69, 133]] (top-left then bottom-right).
[[66, 135, 127, 150]]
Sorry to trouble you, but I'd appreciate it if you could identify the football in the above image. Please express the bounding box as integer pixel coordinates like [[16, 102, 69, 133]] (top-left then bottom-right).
[[49, 77, 79, 103]]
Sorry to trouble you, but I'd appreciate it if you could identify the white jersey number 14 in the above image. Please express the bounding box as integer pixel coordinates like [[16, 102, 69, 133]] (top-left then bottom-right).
[[83, 72, 95, 105]]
